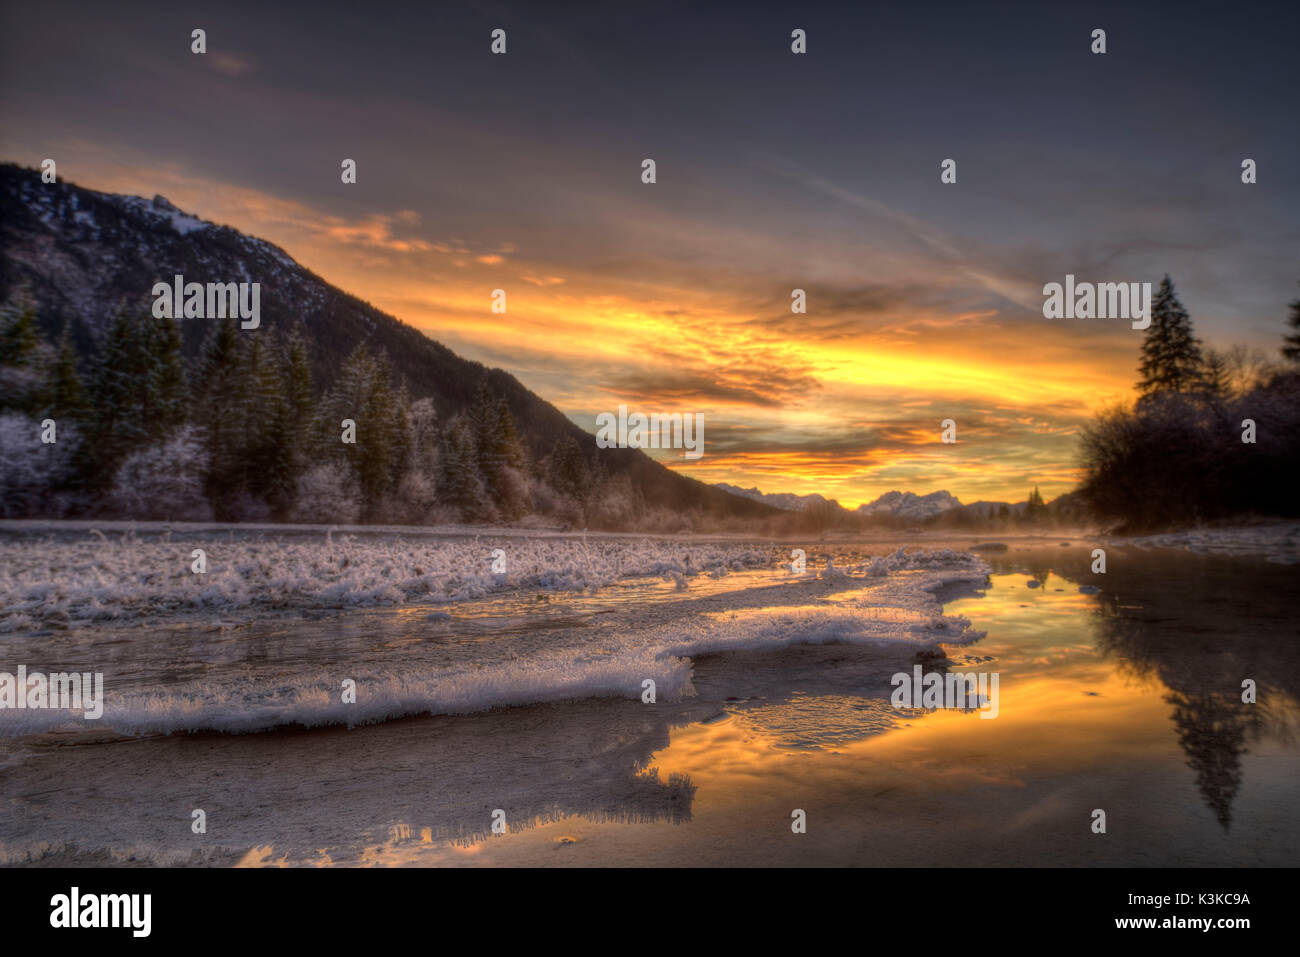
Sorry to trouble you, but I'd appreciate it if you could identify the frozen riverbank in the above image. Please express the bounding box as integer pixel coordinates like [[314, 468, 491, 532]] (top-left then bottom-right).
[[3, 544, 1296, 867], [0, 534, 988, 737], [0, 523, 777, 633], [1105, 520, 1300, 563]]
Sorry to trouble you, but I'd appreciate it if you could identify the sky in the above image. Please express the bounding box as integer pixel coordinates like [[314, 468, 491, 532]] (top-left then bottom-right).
[[2, 0, 1297, 506]]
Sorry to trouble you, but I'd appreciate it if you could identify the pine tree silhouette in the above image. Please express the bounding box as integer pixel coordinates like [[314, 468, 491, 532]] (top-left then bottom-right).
[[1282, 283, 1300, 363], [1138, 276, 1204, 396]]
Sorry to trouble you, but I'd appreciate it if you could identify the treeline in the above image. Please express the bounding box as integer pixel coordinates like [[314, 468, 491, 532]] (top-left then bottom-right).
[[750, 486, 1081, 537], [0, 296, 633, 527], [1079, 276, 1300, 530]]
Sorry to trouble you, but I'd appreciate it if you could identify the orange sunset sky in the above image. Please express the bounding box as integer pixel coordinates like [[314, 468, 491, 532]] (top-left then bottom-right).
[[2, 3, 1295, 507]]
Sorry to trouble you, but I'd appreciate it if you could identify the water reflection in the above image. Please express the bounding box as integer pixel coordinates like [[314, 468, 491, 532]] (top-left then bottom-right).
[[3, 542, 1296, 866], [987, 546, 1299, 831]]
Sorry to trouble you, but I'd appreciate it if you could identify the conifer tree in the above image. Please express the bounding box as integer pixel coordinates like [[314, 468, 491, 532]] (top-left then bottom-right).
[[386, 383, 414, 480], [0, 299, 40, 367], [238, 334, 291, 512], [470, 379, 528, 517], [493, 397, 525, 471], [195, 316, 245, 515], [0, 297, 51, 414], [81, 309, 153, 485], [470, 378, 496, 458], [283, 325, 314, 425], [437, 415, 487, 515], [1282, 284, 1300, 364], [1138, 276, 1205, 395], [279, 325, 315, 510], [551, 434, 588, 498], [1025, 487, 1048, 522], [150, 313, 186, 433], [407, 396, 439, 474], [355, 354, 397, 507], [317, 345, 411, 517], [46, 322, 88, 422]]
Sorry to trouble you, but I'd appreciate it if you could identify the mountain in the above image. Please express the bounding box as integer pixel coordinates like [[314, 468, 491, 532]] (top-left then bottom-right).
[[0, 163, 775, 523], [713, 483, 841, 512], [856, 489, 962, 520], [713, 484, 969, 522]]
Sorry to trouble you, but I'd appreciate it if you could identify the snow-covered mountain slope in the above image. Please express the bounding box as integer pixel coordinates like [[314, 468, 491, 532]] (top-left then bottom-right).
[[856, 490, 963, 520], [0, 163, 774, 521]]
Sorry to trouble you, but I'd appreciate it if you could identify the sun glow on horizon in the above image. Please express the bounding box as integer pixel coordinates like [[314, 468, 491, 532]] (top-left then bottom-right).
[[18, 158, 1138, 505]]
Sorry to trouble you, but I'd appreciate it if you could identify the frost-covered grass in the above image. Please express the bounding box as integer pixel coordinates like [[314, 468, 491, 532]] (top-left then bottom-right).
[[0, 542, 990, 737], [0, 526, 777, 632], [1108, 521, 1300, 564]]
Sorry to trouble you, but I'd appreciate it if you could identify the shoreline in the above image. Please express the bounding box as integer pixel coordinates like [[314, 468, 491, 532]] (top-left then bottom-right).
[[7, 546, 1295, 868]]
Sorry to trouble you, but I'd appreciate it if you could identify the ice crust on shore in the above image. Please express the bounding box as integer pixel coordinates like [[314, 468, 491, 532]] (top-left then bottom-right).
[[1109, 522, 1300, 564], [0, 537, 989, 737], [0, 529, 771, 633]]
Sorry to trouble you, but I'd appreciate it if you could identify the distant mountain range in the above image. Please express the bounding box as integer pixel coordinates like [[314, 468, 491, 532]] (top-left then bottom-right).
[[854, 489, 963, 520], [707, 483, 1067, 526], [0, 163, 776, 522], [713, 484, 841, 512], [716, 485, 968, 519]]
